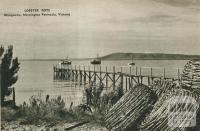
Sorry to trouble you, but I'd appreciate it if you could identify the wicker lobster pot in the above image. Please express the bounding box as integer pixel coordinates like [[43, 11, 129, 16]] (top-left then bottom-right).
[[181, 60, 200, 89], [140, 88, 199, 131], [105, 84, 157, 131]]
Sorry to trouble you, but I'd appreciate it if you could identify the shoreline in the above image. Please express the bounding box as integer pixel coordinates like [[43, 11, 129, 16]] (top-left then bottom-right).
[[1, 119, 107, 131]]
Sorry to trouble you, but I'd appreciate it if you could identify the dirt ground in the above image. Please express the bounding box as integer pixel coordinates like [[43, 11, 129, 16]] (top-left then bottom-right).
[[1, 120, 108, 131]]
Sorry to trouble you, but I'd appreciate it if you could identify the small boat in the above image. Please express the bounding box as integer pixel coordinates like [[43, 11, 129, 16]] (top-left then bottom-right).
[[61, 57, 72, 65], [128, 56, 135, 66], [91, 59, 101, 65], [91, 54, 101, 65], [128, 62, 135, 66]]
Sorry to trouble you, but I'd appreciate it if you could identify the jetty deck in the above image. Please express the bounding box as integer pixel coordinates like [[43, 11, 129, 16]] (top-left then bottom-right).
[[53, 64, 183, 91]]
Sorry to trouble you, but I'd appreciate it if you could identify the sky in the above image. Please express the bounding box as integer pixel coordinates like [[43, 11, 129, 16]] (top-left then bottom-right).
[[0, 0, 200, 59]]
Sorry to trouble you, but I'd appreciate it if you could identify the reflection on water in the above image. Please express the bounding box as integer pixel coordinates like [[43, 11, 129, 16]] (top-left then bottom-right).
[[15, 60, 187, 106]]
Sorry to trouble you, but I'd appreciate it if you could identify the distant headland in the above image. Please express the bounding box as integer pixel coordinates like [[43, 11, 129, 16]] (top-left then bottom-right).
[[19, 53, 200, 61], [100, 53, 200, 60]]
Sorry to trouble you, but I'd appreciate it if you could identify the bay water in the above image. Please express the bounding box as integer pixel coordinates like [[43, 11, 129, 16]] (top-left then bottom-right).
[[14, 60, 187, 107]]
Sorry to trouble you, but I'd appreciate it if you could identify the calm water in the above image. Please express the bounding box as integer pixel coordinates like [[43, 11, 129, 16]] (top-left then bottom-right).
[[14, 60, 188, 106]]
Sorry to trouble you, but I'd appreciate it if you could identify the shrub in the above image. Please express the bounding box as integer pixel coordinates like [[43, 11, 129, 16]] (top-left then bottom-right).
[[17, 95, 75, 124], [82, 82, 124, 116], [84, 82, 104, 112], [1, 107, 18, 122]]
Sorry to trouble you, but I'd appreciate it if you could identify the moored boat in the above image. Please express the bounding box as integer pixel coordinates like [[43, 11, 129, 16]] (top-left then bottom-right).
[[91, 59, 101, 65], [128, 56, 135, 66], [60, 57, 72, 65], [128, 62, 135, 66], [91, 54, 101, 65]]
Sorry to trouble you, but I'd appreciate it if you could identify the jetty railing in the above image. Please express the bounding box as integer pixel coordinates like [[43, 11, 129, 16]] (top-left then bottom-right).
[[53, 64, 183, 91]]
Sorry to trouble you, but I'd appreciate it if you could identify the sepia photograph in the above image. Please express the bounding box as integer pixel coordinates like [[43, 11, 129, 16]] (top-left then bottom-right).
[[0, 0, 200, 130]]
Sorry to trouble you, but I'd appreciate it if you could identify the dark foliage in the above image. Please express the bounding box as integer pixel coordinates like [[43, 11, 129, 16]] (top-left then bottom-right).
[[17, 95, 70, 124], [0, 46, 4, 57], [1, 45, 20, 105], [82, 82, 124, 116]]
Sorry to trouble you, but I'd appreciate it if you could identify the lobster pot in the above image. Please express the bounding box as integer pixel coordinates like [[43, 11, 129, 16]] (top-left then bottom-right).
[[104, 84, 157, 131], [150, 80, 177, 98], [140, 88, 199, 131], [181, 60, 200, 89]]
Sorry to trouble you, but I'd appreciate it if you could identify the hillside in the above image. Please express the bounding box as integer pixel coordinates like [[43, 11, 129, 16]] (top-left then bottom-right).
[[101, 53, 200, 60]]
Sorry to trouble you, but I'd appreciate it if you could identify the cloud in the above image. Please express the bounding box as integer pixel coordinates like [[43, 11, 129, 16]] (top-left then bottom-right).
[[98, 14, 180, 28], [1, 0, 200, 59], [153, 0, 200, 6], [127, 14, 179, 24]]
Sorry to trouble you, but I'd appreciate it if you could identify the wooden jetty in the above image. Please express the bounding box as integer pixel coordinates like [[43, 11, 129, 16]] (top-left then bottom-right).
[[53, 64, 182, 91]]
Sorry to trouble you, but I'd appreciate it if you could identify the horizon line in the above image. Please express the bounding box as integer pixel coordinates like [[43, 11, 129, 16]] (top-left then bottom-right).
[[18, 52, 200, 61]]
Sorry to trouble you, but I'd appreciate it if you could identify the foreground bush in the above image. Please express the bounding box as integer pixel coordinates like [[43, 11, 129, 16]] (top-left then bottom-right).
[[1, 83, 125, 126], [17, 95, 76, 124], [79, 82, 124, 117], [1, 107, 18, 122]]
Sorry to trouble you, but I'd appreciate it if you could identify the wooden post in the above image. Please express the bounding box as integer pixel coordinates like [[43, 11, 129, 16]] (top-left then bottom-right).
[[113, 66, 116, 91], [56, 66, 58, 80], [120, 67, 123, 90], [65, 66, 68, 80], [57, 65, 59, 79], [126, 77, 128, 92], [106, 66, 108, 89], [57, 64, 60, 79], [94, 66, 96, 84], [58, 66, 59, 79], [178, 68, 180, 81], [75, 65, 77, 81], [84, 66, 86, 86], [80, 70, 82, 85], [89, 66, 91, 84], [70, 65, 72, 80], [13, 88, 15, 106], [148, 76, 150, 85], [79, 65, 82, 85], [64, 68, 66, 80], [61, 65, 64, 80], [130, 67, 133, 86], [67, 66, 70, 80], [60, 64, 62, 79], [54, 65, 56, 80], [72, 65, 74, 81], [76, 66, 78, 82], [163, 68, 166, 79], [100, 66, 102, 86], [57, 66, 59, 79], [53, 66, 55, 80], [151, 68, 153, 84], [70, 68, 73, 81], [58, 65, 59, 79], [68, 65, 70, 80], [160, 77, 162, 85], [66, 67, 68, 80], [140, 67, 142, 84], [136, 66, 138, 76]]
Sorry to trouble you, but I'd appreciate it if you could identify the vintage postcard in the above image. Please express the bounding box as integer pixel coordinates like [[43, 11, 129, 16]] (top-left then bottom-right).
[[0, 0, 200, 130]]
